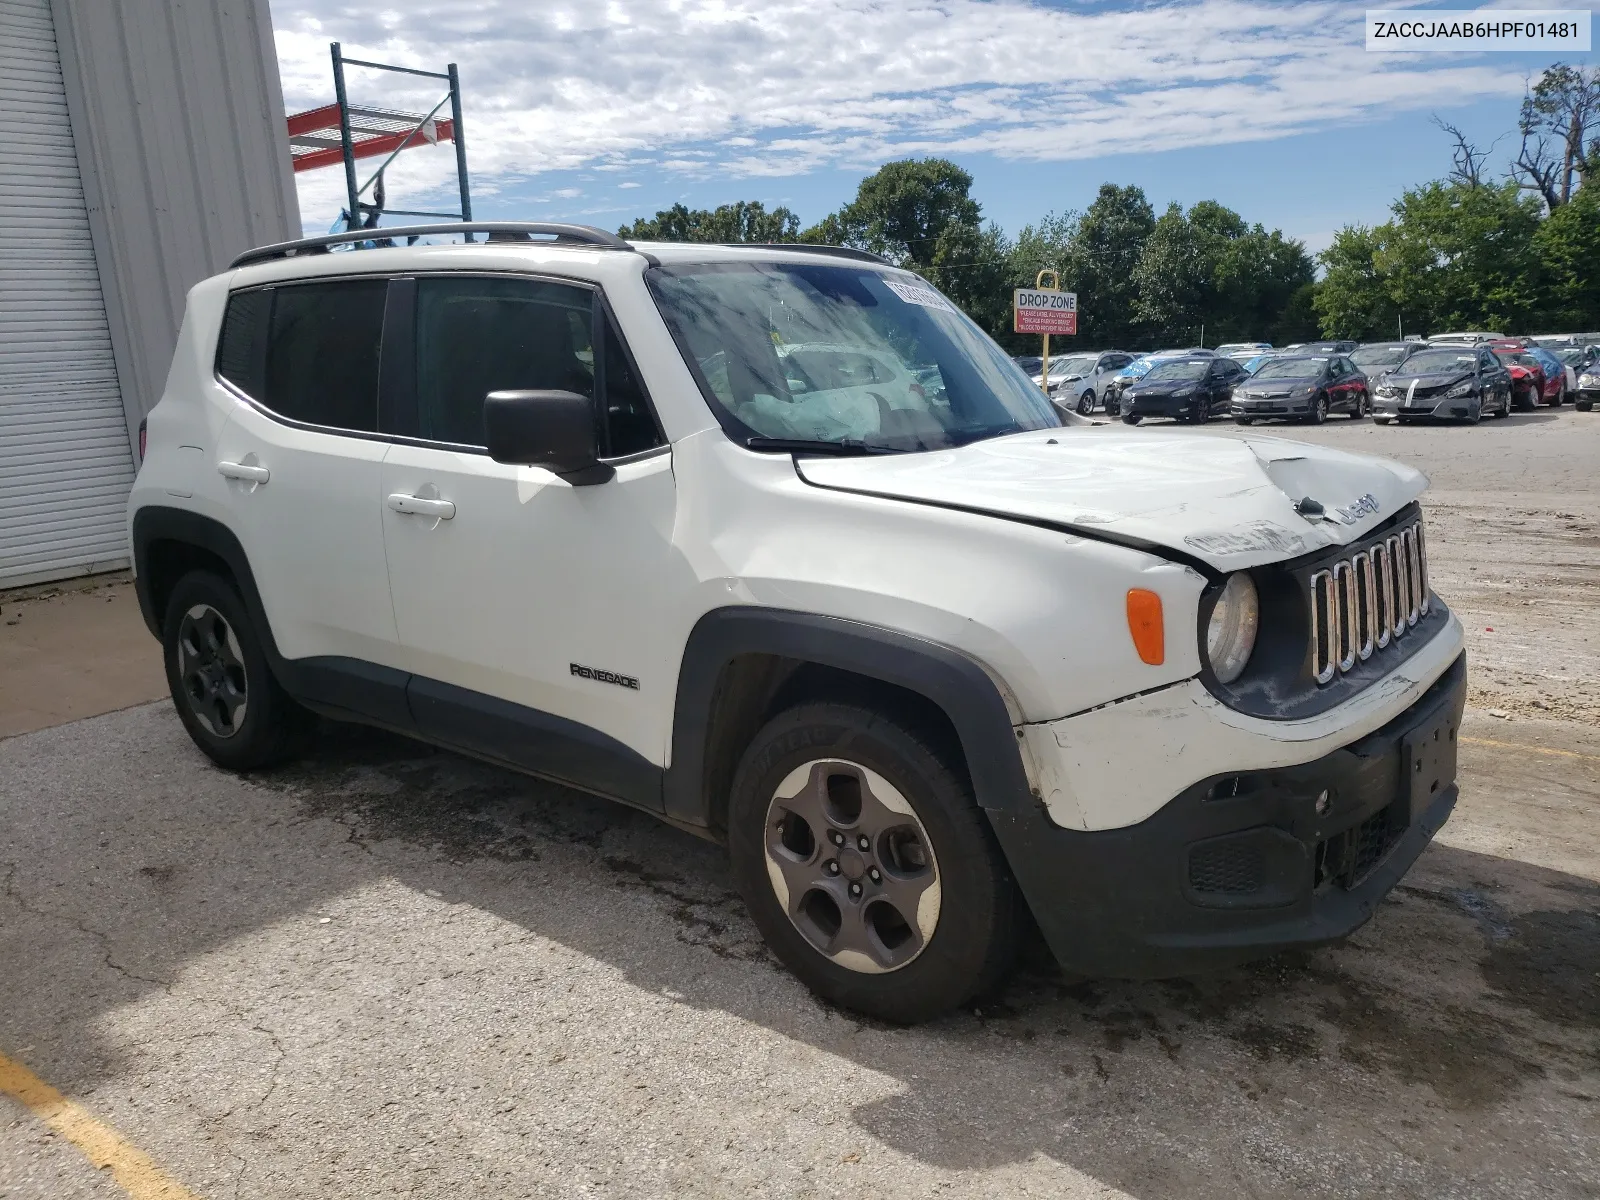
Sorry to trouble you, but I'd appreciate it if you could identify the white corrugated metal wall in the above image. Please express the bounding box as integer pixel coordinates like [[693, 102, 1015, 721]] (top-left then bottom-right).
[[0, 0, 136, 587]]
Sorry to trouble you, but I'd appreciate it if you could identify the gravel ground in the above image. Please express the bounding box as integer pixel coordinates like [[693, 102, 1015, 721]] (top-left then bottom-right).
[[1, 408, 1596, 1199]]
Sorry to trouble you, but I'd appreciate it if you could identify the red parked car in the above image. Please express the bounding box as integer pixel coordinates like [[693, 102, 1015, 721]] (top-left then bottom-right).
[[1495, 350, 1556, 409]]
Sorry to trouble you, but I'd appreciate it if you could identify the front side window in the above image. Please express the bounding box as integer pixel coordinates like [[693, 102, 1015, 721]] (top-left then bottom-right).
[[415, 277, 594, 447], [647, 261, 1057, 451]]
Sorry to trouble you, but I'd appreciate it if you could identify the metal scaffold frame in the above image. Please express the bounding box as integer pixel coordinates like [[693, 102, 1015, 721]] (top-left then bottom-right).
[[285, 43, 472, 233]]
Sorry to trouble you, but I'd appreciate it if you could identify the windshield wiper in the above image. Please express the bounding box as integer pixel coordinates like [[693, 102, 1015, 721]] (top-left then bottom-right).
[[744, 436, 906, 456]]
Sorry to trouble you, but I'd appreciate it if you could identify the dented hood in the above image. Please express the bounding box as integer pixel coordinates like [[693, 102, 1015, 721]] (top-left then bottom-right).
[[794, 428, 1428, 572]]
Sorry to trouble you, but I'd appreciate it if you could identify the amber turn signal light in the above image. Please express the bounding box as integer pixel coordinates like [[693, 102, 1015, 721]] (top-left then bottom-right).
[[1126, 589, 1164, 665]]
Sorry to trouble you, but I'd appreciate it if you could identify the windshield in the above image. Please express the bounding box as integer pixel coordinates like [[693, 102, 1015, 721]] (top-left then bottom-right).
[[1049, 356, 1097, 379], [1252, 357, 1327, 380], [648, 262, 1058, 451], [1144, 359, 1209, 382], [1351, 345, 1411, 369], [1555, 348, 1588, 365], [1402, 350, 1476, 374]]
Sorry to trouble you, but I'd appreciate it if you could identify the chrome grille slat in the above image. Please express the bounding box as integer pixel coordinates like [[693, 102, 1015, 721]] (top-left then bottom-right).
[[1309, 518, 1429, 685]]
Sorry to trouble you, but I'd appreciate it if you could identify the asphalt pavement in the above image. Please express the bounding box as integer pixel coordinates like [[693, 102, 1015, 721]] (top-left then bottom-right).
[[2, 407, 1597, 1199]]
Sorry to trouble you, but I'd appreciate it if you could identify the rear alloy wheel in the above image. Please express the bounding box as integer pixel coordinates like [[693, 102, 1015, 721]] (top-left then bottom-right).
[[163, 570, 305, 770], [728, 703, 1017, 1023], [1076, 389, 1095, 416]]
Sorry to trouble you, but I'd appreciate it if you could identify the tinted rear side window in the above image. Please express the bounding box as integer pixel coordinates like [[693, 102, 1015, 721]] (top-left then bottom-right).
[[216, 290, 270, 398], [261, 279, 387, 432]]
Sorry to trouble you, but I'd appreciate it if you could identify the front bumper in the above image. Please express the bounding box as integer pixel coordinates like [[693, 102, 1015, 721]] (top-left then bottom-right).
[[1124, 392, 1195, 418], [1372, 393, 1471, 418], [1233, 396, 1312, 417], [988, 652, 1466, 978]]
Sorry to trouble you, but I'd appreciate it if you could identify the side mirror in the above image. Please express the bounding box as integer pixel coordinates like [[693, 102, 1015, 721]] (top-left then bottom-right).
[[484, 390, 613, 485]]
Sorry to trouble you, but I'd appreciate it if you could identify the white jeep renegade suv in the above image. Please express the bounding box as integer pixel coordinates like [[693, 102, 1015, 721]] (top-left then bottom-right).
[[129, 222, 1466, 1022]]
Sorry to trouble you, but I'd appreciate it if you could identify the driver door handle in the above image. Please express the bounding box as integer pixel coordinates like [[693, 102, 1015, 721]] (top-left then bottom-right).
[[217, 461, 269, 483], [386, 493, 456, 520]]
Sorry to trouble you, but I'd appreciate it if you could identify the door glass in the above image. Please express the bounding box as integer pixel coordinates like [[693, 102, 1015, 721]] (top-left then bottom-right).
[[261, 279, 387, 432], [600, 316, 665, 457], [415, 277, 595, 448]]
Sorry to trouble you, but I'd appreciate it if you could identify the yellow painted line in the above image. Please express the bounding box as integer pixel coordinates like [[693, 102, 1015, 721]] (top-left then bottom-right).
[[1461, 736, 1600, 763], [0, 1050, 199, 1199]]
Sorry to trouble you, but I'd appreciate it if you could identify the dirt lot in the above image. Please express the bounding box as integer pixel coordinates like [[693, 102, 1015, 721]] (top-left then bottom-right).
[[1, 409, 1596, 1199]]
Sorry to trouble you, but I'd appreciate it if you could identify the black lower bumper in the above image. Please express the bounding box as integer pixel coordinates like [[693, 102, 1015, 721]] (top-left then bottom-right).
[[987, 654, 1467, 978]]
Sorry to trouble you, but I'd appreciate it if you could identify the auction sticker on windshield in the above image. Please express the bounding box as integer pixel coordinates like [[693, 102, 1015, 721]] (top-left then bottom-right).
[[883, 279, 958, 312], [1015, 288, 1078, 335]]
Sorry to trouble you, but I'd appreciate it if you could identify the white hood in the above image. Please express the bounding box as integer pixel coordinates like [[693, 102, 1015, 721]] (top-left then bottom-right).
[[794, 428, 1428, 572]]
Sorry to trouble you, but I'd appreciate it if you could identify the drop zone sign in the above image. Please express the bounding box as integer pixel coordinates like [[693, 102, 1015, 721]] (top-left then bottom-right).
[[1014, 288, 1077, 335]]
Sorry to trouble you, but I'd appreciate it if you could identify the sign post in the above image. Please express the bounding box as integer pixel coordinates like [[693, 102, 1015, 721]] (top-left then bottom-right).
[[1014, 272, 1077, 397]]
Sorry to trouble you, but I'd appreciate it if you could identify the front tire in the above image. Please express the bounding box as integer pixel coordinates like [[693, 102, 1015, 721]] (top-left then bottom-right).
[[1076, 389, 1095, 416], [162, 570, 304, 770], [1122, 412, 1142, 425], [1349, 390, 1368, 419], [727, 702, 1018, 1023], [1308, 392, 1328, 424]]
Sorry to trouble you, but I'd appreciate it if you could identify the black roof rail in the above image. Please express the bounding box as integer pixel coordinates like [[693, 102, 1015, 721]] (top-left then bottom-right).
[[716, 242, 891, 266], [229, 222, 632, 269]]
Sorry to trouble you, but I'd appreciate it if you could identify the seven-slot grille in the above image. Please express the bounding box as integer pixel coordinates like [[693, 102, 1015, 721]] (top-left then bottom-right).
[[1309, 520, 1429, 685]]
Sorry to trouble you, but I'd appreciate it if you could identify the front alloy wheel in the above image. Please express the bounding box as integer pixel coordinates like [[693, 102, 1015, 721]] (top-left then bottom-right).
[[728, 702, 1017, 1022], [764, 761, 940, 974], [1309, 392, 1328, 424], [1076, 389, 1095, 416]]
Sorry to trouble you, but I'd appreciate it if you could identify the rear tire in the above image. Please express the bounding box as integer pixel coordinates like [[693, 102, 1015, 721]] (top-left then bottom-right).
[[162, 570, 305, 771], [727, 702, 1018, 1024]]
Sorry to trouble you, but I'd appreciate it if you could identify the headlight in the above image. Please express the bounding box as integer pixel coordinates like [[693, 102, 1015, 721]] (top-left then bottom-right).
[[1206, 573, 1259, 684], [1444, 379, 1476, 397], [1581, 373, 1600, 386]]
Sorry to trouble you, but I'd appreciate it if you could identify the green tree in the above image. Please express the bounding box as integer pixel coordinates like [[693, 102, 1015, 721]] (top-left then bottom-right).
[[1317, 182, 1545, 337], [1534, 181, 1600, 329], [1061, 185, 1156, 348], [805, 158, 1013, 335], [619, 200, 799, 242], [1132, 203, 1215, 344], [1314, 225, 1399, 340]]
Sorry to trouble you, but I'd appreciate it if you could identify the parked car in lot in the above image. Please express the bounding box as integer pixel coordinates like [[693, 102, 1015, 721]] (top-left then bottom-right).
[[1119, 355, 1245, 424], [1494, 350, 1552, 410], [129, 222, 1467, 1022], [1216, 342, 1273, 359], [1576, 361, 1600, 410], [1033, 351, 1136, 414], [1012, 355, 1043, 377], [1525, 346, 1575, 403], [1290, 340, 1359, 355], [1371, 345, 1512, 422], [1232, 355, 1369, 424], [1238, 351, 1288, 376], [1350, 341, 1429, 383], [1428, 332, 1502, 346], [1103, 349, 1211, 414]]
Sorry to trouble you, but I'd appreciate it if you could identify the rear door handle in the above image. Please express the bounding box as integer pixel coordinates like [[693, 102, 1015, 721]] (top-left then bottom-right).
[[386, 493, 456, 520], [217, 461, 269, 483]]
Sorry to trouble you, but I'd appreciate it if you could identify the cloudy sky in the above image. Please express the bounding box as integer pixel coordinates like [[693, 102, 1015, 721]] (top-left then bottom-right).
[[271, 0, 1584, 254]]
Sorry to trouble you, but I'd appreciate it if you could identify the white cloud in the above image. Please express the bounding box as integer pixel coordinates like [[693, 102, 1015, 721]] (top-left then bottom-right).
[[274, 0, 1528, 225]]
